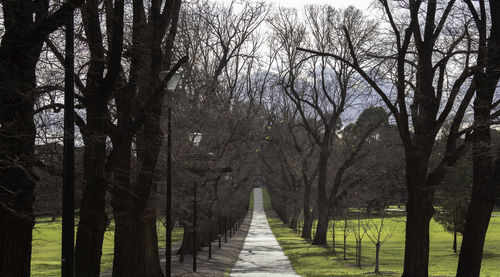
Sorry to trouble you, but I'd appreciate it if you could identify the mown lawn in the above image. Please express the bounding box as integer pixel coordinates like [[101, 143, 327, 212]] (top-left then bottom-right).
[[31, 218, 183, 276], [249, 188, 254, 211], [261, 188, 500, 277]]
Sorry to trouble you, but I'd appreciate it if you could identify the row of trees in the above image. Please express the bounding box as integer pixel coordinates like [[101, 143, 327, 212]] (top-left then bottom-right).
[[1, 0, 499, 276], [1, 0, 271, 276], [262, 1, 499, 277]]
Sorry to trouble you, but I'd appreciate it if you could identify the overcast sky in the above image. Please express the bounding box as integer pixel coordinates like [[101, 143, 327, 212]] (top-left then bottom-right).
[[268, 0, 374, 10]]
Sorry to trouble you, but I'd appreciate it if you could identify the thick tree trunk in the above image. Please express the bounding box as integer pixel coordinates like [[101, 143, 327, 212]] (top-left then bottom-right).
[[457, 98, 497, 276], [75, 103, 109, 277], [302, 179, 313, 239], [313, 208, 329, 246], [0, 36, 42, 277], [112, 213, 138, 277], [111, 138, 135, 277], [312, 147, 329, 245], [135, 208, 163, 277], [289, 210, 298, 232], [0, 102, 36, 277], [302, 211, 313, 239], [281, 206, 289, 225], [402, 181, 434, 277], [178, 228, 200, 255], [457, 196, 495, 276], [457, 38, 500, 275]]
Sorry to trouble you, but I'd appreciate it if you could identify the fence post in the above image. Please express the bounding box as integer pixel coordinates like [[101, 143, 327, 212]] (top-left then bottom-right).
[[224, 216, 228, 243], [209, 231, 212, 259], [218, 217, 221, 248]]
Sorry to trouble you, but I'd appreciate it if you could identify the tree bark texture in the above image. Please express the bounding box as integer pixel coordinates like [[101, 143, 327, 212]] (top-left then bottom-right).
[[301, 175, 313, 239], [75, 102, 109, 277], [312, 146, 329, 245], [457, 1, 500, 275], [0, 49, 37, 276], [402, 164, 434, 277]]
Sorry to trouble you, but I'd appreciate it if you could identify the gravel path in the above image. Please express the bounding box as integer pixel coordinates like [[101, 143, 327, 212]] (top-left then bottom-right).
[[231, 188, 300, 277]]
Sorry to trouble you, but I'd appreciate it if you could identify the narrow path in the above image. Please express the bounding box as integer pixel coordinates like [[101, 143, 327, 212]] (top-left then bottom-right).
[[231, 188, 300, 277]]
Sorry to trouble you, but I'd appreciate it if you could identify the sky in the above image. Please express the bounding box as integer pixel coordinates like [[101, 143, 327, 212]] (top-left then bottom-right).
[[268, 0, 374, 10]]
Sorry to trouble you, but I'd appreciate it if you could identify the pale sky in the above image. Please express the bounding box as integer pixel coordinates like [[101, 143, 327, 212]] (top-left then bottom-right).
[[269, 0, 374, 10], [215, 0, 376, 11]]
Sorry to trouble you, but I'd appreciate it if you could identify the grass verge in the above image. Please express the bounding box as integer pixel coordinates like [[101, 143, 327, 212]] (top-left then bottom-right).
[[31, 219, 183, 276], [249, 188, 254, 211], [262, 188, 500, 277]]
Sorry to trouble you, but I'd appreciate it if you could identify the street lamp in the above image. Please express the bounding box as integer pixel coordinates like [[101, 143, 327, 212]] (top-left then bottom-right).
[[188, 132, 202, 272], [161, 71, 182, 277]]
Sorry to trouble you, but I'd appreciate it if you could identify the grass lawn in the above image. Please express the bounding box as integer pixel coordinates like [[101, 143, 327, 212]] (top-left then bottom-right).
[[261, 188, 500, 277], [31, 218, 183, 276], [249, 188, 254, 211]]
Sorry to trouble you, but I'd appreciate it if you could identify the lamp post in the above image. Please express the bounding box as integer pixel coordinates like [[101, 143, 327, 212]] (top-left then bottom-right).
[[62, 10, 75, 277], [188, 132, 202, 272], [193, 181, 197, 272], [161, 71, 182, 277]]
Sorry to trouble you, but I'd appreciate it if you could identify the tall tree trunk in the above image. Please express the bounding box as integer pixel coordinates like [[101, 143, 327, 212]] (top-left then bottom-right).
[[0, 91, 36, 277], [0, 31, 43, 277], [178, 227, 199, 255], [402, 174, 434, 277], [457, 83, 498, 275], [135, 208, 163, 277], [457, 3, 500, 270], [312, 146, 329, 245], [110, 137, 135, 277], [75, 103, 109, 277], [302, 210, 313, 239], [375, 241, 380, 273], [131, 92, 165, 277], [302, 176, 312, 239], [289, 204, 298, 231]]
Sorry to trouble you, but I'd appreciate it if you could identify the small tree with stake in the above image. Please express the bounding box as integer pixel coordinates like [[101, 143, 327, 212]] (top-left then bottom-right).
[[328, 217, 340, 254], [363, 214, 398, 274], [351, 212, 366, 267]]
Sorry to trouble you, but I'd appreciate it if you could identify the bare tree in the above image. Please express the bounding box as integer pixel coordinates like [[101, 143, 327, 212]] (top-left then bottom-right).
[[172, 0, 268, 256], [339, 207, 352, 260], [271, 5, 378, 246], [351, 213, 366, 267], [298, 1, 478, 275], [363, 214, 398, 274]]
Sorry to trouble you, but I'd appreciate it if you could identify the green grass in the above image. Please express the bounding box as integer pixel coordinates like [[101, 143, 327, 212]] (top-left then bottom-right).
[[262, 187, 271, 211], [31, 218, 183, 276], [250, 189, 254, 211], [261, 189, 500, 277]]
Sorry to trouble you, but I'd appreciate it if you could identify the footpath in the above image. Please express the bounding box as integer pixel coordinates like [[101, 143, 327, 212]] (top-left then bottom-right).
[[231, 188, 300, 277]]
